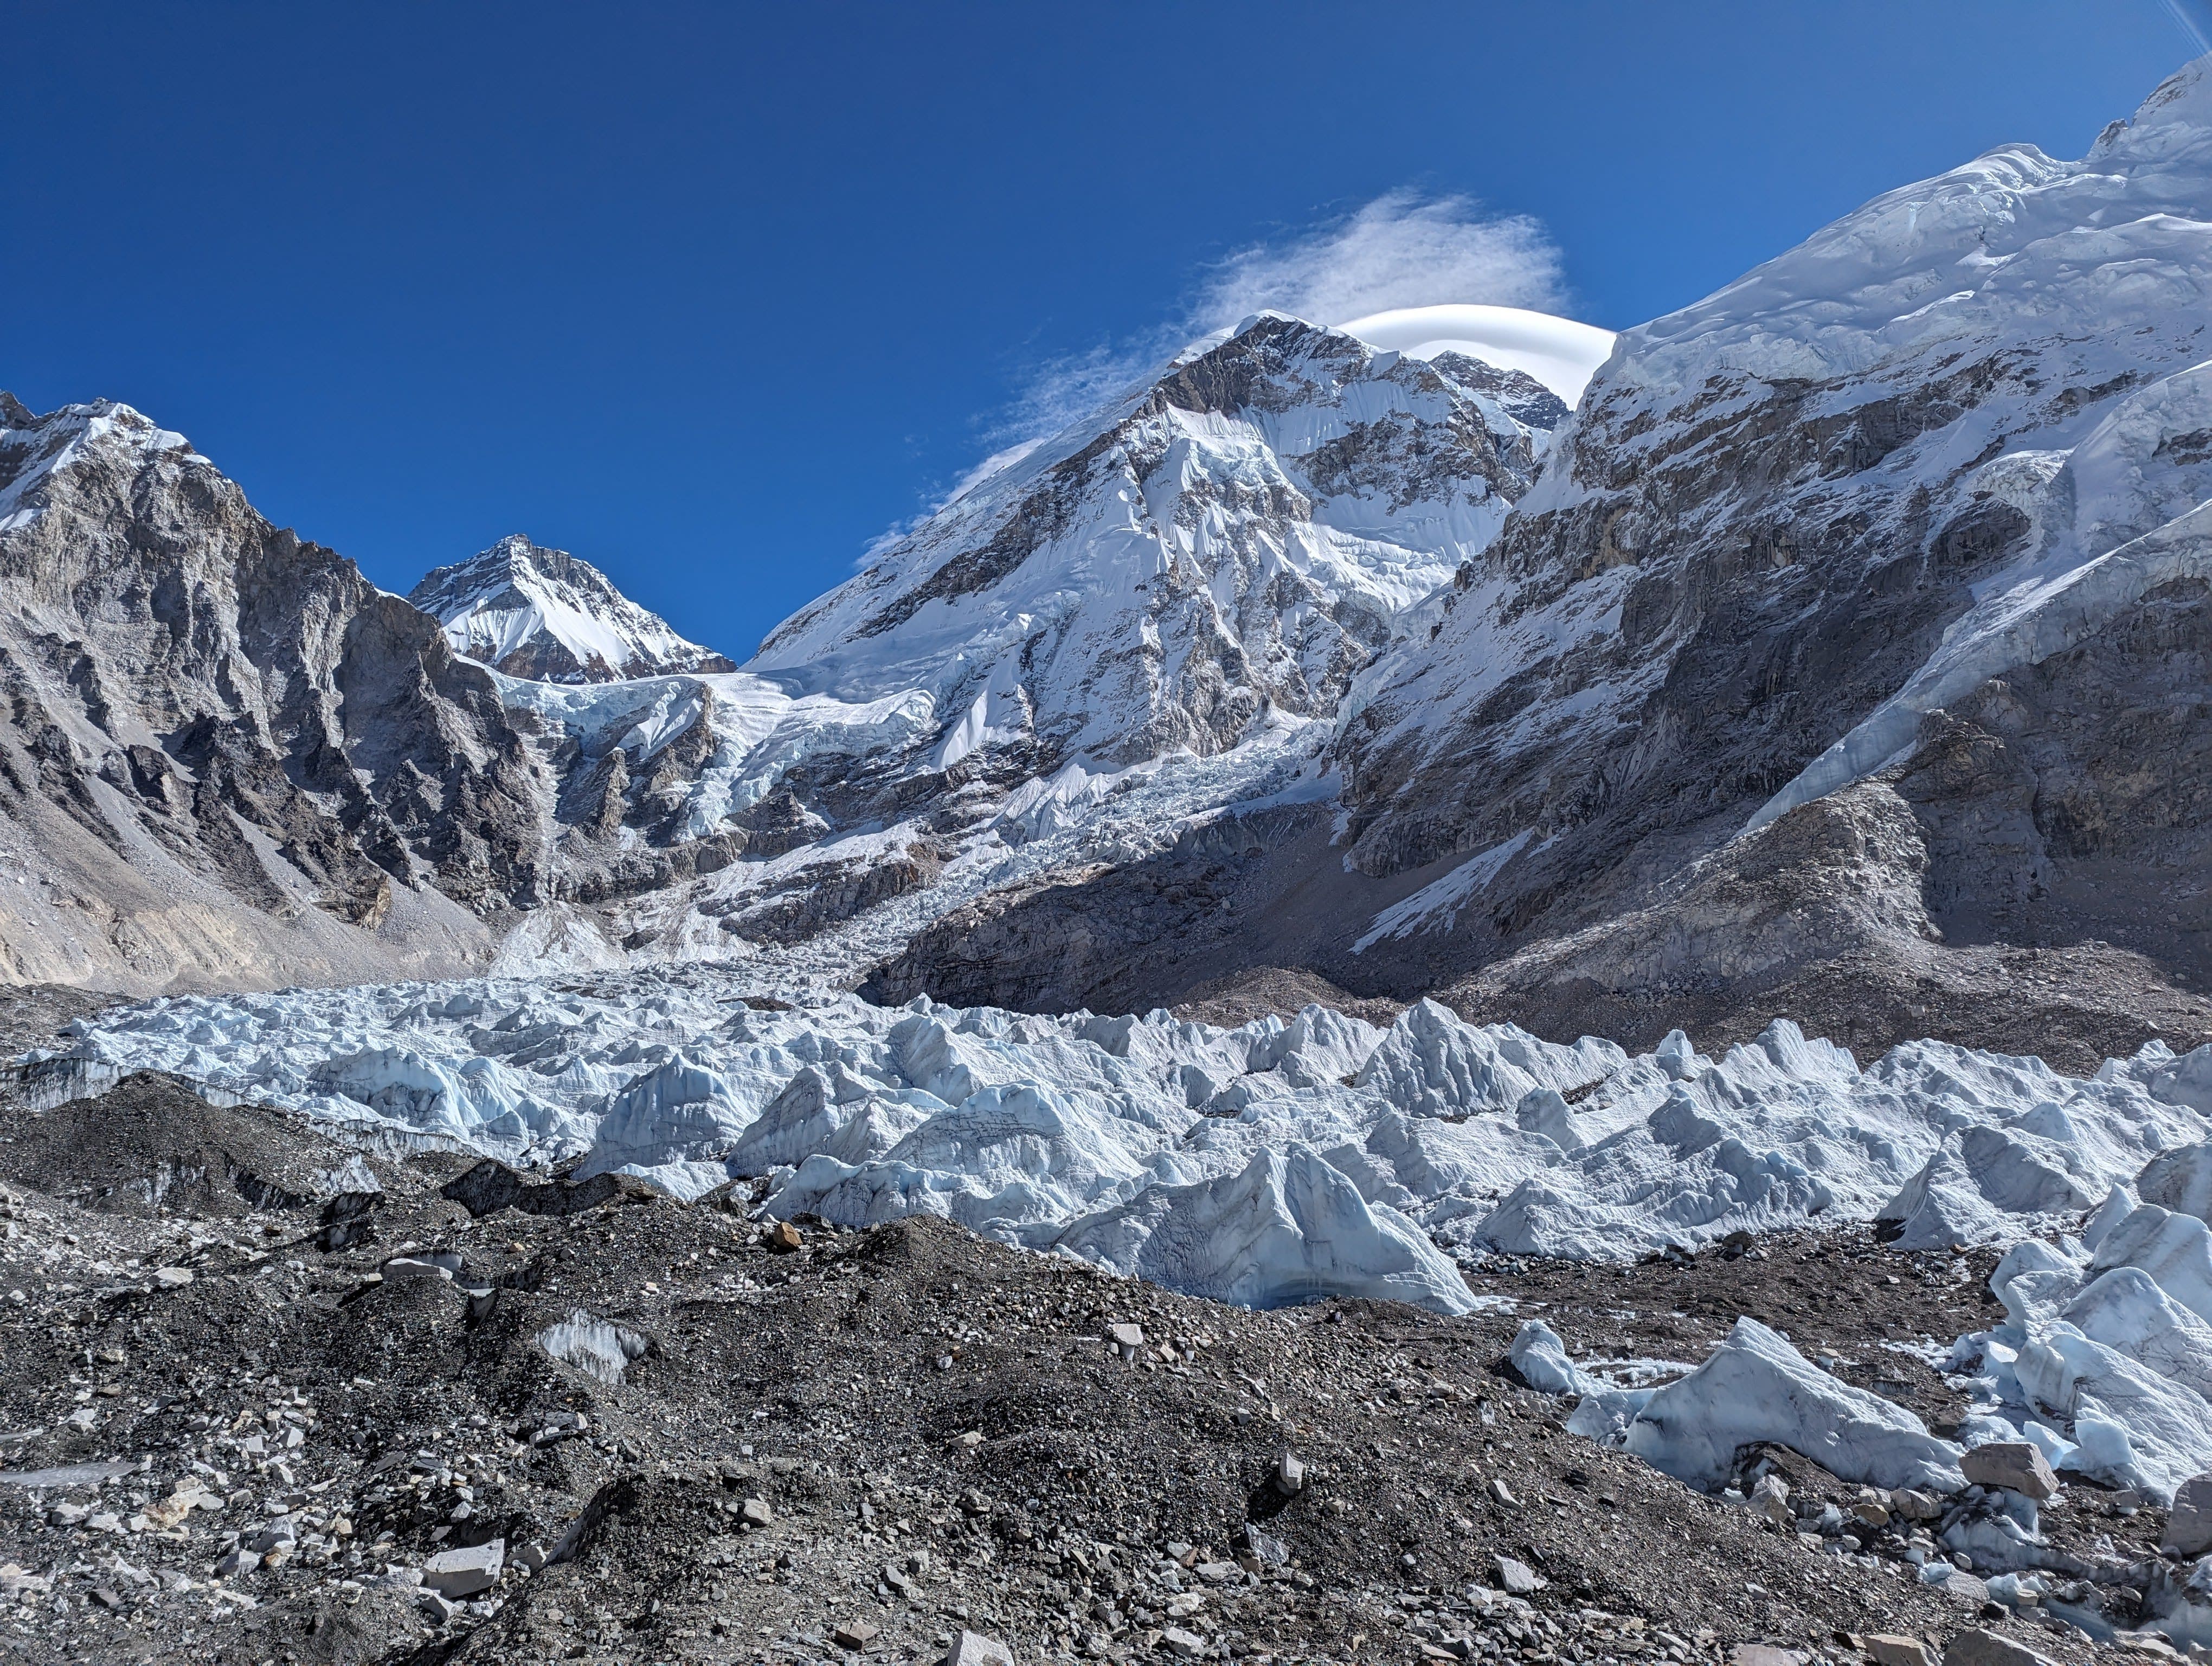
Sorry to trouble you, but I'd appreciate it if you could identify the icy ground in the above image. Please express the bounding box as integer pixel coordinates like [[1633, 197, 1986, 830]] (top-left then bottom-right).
[[42, 967, 2212, 1316]]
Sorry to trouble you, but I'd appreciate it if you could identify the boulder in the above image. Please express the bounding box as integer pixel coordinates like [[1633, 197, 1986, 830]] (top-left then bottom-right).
[[1959, 1442, 2059, 1502], [944, 1631, 1014, 1666], [421, 1537, 504, 1598], [1862, 1637, 1939, 1666], [2165, 1472, 2212, 1555], [1941, 1630, 2056, 1666], [1494, 1555, 1544, 1594]]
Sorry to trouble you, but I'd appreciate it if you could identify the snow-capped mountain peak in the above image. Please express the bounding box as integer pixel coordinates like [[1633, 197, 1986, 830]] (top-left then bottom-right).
[[409, 534, 734, 684], [747, 313, 1572, 777]]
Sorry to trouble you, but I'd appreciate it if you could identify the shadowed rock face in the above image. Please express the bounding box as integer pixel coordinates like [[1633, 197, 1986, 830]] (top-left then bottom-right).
[[0, 395, 546, 991]]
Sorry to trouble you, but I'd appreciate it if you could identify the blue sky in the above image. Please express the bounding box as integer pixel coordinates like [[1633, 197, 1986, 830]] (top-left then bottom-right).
[[4, 2, 2202, 657]]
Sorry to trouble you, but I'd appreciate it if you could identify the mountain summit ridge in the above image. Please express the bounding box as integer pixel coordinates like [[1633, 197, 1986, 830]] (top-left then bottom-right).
[[10, 60, 2212, 1063], [410, 534, 735, 684]]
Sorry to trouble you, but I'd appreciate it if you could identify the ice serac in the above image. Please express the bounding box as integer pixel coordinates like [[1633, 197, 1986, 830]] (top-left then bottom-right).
[[409, 535, 735, 683], [57, 966, 2212, 1314], [1963, 1192, 2212, 1504], [1050, 1145, 1480, 1315], [0, 395, 545, 995], [1623, 1317, 1967, 1493], [1335, 60, 2212, 1053]]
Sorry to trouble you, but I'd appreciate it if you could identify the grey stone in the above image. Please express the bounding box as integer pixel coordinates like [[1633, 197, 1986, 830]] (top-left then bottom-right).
[[1242, 1524, 1289, 1566], [1487, 1478, 1517, 1507], [1863, 1636, 1939, 1666], [943, 1629, 1014, 1666], [421, 1536, 504, 1598], [1959, 1442, 2058, 1502], [1942, 1629, 2057, 1666], [2164, 1472, 2212, 1555], [380, 1257, 454, 1285], [1730, 1649, 1803, 1666], [418, 1590, 458, 1626], [742, 1497, 774, 1527], [1940, 1571, 1990, 1606], [834, 1620, 881, 1650], [1891, 1488, 1944, 1523], [1493, 1555, 1543, 1594], [1161, 1627, 1207, 1659], [1276, 1450, 1304, 1494]]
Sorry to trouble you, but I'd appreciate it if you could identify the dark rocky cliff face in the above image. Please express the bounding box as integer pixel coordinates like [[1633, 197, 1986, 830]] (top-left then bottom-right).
[[0, 396, 547, 990]]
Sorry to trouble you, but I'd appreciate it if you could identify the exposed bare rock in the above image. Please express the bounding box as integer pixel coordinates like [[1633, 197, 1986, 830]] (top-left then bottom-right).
[[0, 396, 548, 994]]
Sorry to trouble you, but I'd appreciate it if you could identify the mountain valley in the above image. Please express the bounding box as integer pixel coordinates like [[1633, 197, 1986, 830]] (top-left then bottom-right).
[[15, 55, 2212, 1666]]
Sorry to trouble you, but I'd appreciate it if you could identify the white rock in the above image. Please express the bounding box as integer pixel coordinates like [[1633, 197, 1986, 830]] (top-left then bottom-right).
[[943, 1630, 1014, 1666], [420, 1537, 503, 1598]]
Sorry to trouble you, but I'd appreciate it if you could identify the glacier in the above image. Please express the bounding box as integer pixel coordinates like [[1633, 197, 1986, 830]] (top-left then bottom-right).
[[41, 970, 2212, 1317]]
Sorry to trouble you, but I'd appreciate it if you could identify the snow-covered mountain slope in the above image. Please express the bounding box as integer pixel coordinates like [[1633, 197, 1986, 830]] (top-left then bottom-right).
[[48, 967, 2212, 1307], [0, 394, 545, 994], [1308, 59, 2212, 1031], [749, 313, 1564, 773], [0, 307, 1586, 996], [410, 535, 734, 683], [504, 312, 1580, 972]]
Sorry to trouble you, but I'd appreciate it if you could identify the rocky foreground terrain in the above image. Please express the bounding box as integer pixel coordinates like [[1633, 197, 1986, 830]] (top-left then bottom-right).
[[0, 1056, 2191, 1666]]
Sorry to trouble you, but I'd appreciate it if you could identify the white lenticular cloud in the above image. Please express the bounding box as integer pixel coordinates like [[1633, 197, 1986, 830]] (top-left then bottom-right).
[[1192, 189, 1568, 331], [930, 191, 1582, 522]]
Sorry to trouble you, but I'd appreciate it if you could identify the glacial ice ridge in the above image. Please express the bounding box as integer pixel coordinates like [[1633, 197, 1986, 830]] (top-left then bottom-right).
[[43, 968, 2212, 1314]]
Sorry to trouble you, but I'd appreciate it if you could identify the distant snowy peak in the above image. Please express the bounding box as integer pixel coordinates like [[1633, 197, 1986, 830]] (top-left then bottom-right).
[[410, 535, 734, 684]]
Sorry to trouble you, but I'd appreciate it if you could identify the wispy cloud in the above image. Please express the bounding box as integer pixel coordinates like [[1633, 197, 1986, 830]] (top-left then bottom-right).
[[1193, 189, 1566, 336], [995, 190, 1568, 455], [873, 191, 1571, 554]]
